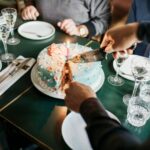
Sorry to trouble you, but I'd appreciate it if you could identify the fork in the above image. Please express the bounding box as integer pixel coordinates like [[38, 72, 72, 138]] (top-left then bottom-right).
[[22, 30, 49, 38]]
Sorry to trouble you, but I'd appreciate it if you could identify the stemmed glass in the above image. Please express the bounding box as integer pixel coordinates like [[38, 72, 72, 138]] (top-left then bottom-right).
[[1, 8, 20, 45], [108, 51, 128, 86], [0, 16, 15, 62], [123, 57, 150, 105]]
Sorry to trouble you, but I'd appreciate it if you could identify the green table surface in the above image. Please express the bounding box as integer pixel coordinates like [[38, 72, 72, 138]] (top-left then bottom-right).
[[0, 20, 150, 150]]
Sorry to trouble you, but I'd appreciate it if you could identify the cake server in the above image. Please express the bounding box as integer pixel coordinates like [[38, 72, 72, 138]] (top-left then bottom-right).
[[69, 48, 107, 63]]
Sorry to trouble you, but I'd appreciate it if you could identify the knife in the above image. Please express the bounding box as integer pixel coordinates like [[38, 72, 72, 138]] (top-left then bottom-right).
[[68, 48, 107, 63], [0, 58, 31, 84]]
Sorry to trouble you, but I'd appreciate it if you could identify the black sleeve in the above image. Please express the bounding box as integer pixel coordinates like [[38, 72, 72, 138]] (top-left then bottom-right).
[[137, 22, 150, 43], [80, 98, 141, 150], [24, 0, 34, 6]]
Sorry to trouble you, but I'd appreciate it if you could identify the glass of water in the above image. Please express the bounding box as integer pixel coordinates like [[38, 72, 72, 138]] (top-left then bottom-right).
[[127, 96, 150, 127], [140, 81, 150, 102], [1, 8, 20, 45], [123, 57, 150, 105]]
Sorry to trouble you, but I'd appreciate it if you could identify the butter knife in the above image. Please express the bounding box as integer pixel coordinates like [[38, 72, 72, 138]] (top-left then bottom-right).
[[0, 58, 31, 84], [68, 48, 106, 63]]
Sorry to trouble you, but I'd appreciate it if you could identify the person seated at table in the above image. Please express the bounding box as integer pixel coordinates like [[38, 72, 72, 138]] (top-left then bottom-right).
[[65, 22, 150, 150], [127, 0, 150, 58], [21, 0, 110, 38]]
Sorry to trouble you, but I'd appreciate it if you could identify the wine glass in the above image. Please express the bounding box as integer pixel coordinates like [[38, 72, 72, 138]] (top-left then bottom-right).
[[1, 8, 20, 45], [108, 51, 128, 86], [123, 57, 150, 105], [0, 18, 15, 62]]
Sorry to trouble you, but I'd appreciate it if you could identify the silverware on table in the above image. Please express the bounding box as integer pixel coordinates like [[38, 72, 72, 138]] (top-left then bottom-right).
[[0, 58, 31, 83], [22, 30, 49, 38], [68, 48, 107, 63]]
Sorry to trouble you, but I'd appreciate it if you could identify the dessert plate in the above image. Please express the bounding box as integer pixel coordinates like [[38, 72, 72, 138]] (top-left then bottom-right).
[[31, 64, 105, 99], [18, 21, 55, 40], [61, 111, 120, 150], [113, 55, 150, 81]]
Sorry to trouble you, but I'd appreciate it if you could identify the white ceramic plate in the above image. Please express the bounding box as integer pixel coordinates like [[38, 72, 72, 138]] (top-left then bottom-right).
[[113, 55, 150, 81], [18, 21, 55, 40], [31, 63, 105, 99], [61, 111, 120, 150]]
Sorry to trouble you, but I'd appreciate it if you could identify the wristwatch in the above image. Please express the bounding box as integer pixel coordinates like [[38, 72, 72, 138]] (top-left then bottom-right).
[[79, 25, 88, 37]]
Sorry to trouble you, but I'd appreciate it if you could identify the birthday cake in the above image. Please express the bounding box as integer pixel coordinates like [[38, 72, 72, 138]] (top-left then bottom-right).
[[36, 43, 104, 98]]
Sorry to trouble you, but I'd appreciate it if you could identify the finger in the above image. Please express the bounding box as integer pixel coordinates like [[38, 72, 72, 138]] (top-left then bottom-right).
[[25, 9, 33, 20], [105, 44, 115, 53], [34, 11, 39, 20], [127, 49, 133, 55], [101, 34, 109, 48], [35, 11, 39, 17], [57, 22, 61, 27], [66, 26, 76, 35], [112, 52, 118, 59], [22, 10, 28, 20], [60, 19, 70, 30], [30, 9, 37, 20]]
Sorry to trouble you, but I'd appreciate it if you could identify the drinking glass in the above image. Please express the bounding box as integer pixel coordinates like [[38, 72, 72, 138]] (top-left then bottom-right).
[[139, 81, 150, 102], [0, 21, 15, 62], [108, 51, 128, 86], [1, 8, 20, 45], [127, 96, 150, 127], [123, 57, 150, 105]]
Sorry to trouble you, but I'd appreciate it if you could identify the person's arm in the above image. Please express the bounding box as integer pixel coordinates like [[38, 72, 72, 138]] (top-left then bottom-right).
[[65, 82, 141, 150], [83, 0, 111, 37], [80, 99, 141, 150]]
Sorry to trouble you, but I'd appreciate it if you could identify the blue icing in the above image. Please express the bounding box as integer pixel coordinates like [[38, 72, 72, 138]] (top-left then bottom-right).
[[38, 66, 57, 87], [73, 62, 101, 86]]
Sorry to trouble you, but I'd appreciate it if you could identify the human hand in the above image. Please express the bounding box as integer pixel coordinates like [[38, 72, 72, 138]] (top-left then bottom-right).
[[57, 19, 80, 36], [65, 82, 96, 112], [101, 23, 139, 53], [21, 5, 39, 20]]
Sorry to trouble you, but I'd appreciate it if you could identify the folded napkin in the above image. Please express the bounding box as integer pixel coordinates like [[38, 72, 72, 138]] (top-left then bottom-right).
[[0, 56, 36, 96]]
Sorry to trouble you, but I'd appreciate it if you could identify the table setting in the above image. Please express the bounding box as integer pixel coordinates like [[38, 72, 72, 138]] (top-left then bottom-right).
[[0, 7, 150, 150], [0, 56, 35, 96]]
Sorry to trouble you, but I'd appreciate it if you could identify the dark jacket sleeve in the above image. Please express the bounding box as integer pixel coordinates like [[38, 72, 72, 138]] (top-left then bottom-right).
[[80, 98, 141, 150], [137, 23, 150, 43]]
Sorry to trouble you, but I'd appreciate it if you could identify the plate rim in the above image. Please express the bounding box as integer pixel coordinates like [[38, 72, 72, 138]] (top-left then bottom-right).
[[113, 54, 150, 81], [31, 63, 105, 99], [18, 21, 55, 40]]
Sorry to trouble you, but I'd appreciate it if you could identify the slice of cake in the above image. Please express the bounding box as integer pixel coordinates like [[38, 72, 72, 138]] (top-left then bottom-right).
[[37, 43, 68, 91]]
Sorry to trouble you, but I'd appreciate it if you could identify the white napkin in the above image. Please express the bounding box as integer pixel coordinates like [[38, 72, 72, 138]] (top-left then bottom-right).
[[0, 56, 36, 96]]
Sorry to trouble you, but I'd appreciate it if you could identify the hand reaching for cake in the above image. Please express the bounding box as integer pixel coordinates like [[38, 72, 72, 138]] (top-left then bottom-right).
[[65, 82, 96, 112]]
